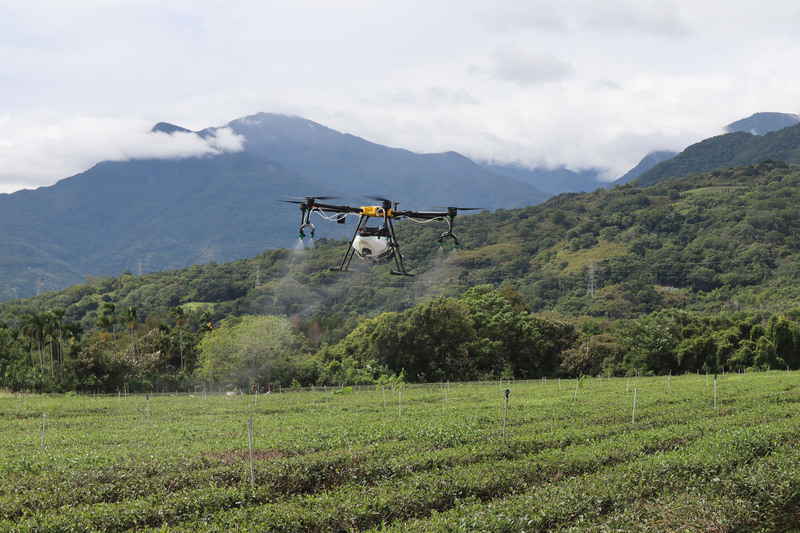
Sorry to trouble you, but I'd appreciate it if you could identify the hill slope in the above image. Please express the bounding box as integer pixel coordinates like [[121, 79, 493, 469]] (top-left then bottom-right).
[[5, 160, 800, 332], [636, 122, 800, 186]]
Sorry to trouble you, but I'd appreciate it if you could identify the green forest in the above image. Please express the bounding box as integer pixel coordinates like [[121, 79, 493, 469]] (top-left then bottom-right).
[[4, 160, 800, 392]]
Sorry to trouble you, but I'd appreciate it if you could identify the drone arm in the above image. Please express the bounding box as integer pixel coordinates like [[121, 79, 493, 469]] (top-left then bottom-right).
[[298, 202, 362, 239], [310, 202, 363, 215], [400, 208, 461, 247]]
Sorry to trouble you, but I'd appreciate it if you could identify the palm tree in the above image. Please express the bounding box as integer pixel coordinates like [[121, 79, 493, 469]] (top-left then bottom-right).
[[119, 306, 138, 361], [49, 308, 66, 377], [19, 313, 47, 375], [103, 302, 118, 343], [169, 306, 185, 371], [41, 310, 58, 377], [199, 310, 214, 332], [96, 315, 112, 338], [62, 322, 84, 367], [62, 322, 83, 344]]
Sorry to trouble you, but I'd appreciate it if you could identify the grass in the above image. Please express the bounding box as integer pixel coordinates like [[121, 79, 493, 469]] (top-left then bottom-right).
[[1, 373, 799, 531]]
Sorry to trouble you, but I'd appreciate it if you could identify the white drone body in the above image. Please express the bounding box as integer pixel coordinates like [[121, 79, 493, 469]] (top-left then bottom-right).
[[352, 227, 394, 263]]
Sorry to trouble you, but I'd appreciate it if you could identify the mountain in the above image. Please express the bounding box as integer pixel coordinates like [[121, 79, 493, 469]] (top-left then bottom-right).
[[615, 151, 678, 185], [223, 113, 545, 207], [634, 122, 800, 187], [725, 112, 800, 135], [628, 112, 800, 187], [478, 162, 604, 196], [0, 113, 545, 301]]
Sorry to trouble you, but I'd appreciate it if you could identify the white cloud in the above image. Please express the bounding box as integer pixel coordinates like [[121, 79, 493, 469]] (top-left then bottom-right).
[[483, 46, 575, 86], [2, 0, 800, 193], [0, 113, 244, 193]]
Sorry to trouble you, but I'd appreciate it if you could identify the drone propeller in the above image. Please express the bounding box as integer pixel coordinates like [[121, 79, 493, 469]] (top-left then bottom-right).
[[433, 206, 484, 211], [366, 196, 396, 205], [365, 196, 399, 212], [281, 195, 340, 205]]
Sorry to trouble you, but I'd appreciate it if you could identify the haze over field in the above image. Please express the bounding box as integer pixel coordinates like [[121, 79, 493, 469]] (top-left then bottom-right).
[[3, 1, 800, 192]]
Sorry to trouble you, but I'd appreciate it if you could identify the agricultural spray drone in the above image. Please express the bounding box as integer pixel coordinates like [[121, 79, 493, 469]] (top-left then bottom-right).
[[282, 196, 480, 277]]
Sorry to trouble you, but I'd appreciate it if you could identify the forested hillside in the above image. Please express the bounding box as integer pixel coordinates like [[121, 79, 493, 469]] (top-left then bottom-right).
[[637, 123, 800, 186], [3, 160, 800, 392]]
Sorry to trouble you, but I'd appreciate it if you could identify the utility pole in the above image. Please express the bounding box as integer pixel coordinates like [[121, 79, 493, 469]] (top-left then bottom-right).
[[255, 264, 261, 289], [587, 258, 596, 297]]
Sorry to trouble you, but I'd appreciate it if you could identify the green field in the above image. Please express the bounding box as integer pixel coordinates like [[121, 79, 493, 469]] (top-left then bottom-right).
[[2, 373, 800, 532]]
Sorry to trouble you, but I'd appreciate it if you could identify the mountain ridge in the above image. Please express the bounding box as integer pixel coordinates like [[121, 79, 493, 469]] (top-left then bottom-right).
[[0, 113, 546, 300], [635, 122, 800, 187]]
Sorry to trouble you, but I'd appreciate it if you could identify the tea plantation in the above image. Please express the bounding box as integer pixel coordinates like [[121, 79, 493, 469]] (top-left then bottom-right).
[[2, 372, 799, 531]]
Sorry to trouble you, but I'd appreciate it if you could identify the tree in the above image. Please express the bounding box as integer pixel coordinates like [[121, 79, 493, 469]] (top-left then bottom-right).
[[96, 315, 113, 338], [460, 285, 547, 378], [19, 312, 47, 375], [169, 306, 185, 371], [766, 315, 800, 369], [618, 310, 688, 375], [199, 310, 214, 332], [102, 302, 118, 343], [119, 307, 138, 361], [196, 315, 308, 390], [48, 308, 66, 377]]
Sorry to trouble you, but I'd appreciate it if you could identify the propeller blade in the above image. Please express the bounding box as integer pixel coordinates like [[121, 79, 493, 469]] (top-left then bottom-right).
[[433, 206, 485, 211], [282, 195, 341, 206], [285, 195, 340, 201], [366, 196, 394, 204]]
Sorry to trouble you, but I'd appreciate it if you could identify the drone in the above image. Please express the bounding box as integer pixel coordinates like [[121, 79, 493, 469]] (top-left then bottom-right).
[[282, 196, 481, 277]]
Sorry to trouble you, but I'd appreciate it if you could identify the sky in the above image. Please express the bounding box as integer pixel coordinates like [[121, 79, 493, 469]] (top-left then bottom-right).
[[2, 0, 800, 193]]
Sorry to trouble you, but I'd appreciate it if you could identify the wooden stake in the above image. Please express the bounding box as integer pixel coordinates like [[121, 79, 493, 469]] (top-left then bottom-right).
[[41, 412, 46, 449], [714, 376, 717, 410], [398, 391, 402, 418], [632, 388, 637, 424], [247, 416, 255, 488], [502, 389, 510, 444]]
